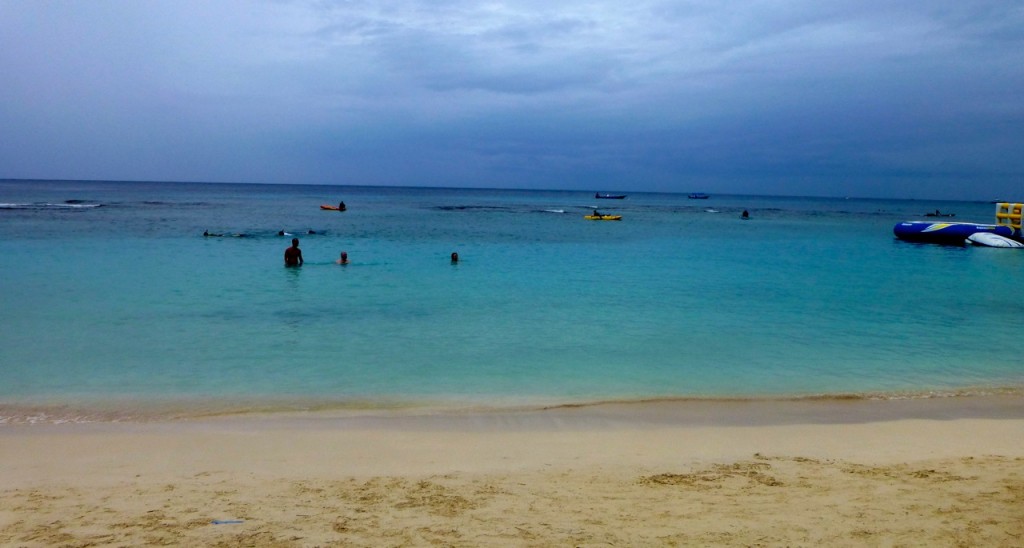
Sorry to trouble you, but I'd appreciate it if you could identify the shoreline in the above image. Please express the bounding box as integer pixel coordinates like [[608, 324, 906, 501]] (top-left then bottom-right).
[[3, 386, 1023, 425], [2, 396, 1023, 545], [4, 393, 1024, 477]]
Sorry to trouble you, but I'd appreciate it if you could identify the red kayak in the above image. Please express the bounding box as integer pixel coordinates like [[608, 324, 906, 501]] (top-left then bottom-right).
[[320, 204, 346, 211]]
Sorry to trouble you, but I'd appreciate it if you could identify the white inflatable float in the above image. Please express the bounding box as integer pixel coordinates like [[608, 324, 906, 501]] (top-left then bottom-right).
[[966, 232, 1024, 248]]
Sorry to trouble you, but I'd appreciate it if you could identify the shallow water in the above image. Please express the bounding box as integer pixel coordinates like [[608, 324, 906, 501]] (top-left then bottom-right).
[[1, 180, 1022, 421]]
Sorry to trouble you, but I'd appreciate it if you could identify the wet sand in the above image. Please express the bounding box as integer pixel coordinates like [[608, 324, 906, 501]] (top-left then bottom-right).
[[2, 396, 1023, 546]]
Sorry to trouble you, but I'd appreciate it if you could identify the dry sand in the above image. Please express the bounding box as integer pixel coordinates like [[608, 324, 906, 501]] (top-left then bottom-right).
[[2, 398, 1024, 546]]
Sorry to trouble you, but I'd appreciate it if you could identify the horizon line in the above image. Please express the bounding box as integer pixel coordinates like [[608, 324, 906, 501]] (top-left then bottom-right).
[[0, 177, 1002, 203]]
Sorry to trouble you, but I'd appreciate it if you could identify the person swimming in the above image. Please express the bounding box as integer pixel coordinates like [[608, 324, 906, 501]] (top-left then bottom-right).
[[284, 238, 303, 267], [451, 252, 459, 264], [336, 251, 349, 265]]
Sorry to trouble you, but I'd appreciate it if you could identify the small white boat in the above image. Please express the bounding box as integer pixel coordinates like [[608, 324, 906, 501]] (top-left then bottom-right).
[[967, 233, 1024, 248]]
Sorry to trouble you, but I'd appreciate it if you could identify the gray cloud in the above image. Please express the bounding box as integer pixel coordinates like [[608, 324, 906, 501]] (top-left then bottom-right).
[[1, 0, 1021, 198]]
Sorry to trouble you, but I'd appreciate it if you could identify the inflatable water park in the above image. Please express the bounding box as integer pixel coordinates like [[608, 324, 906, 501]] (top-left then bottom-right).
[[894, 202, 1024, 248]]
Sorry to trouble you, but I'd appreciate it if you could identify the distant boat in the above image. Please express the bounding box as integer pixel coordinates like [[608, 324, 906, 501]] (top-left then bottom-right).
[[688, 193, 710, 199], [595, 193, 626, 199]]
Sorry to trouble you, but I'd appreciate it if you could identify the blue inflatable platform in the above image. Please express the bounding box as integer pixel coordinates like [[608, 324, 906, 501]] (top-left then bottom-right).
[[893, 221, 1013, 244]]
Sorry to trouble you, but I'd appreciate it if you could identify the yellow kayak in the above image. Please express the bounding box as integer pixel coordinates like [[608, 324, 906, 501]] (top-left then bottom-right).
[[584, 215, 622, 221]]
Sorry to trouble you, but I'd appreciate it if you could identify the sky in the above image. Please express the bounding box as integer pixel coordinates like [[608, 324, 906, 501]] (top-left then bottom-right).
[[1, 0, 1022, 199]]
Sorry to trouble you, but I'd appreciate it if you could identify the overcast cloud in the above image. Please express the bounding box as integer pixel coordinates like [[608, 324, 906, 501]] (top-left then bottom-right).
[[1, 0, 1022, 198]]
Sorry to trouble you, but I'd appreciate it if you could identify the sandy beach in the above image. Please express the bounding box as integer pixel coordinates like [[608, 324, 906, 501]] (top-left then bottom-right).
[[2, 397, 1024, 546]]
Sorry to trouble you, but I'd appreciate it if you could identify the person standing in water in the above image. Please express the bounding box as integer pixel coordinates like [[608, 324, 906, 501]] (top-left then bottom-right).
[[284, 238, 303, 267], [336, 251, 349, 265], [451, 252, 459, 264]]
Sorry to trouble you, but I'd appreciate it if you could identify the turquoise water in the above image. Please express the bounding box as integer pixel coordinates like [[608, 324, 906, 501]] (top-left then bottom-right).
[[2, 180, 1022, 420]]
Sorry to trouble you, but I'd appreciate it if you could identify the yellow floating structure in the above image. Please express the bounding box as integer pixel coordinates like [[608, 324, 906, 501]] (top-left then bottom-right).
[[995, 203, 1023, 230]]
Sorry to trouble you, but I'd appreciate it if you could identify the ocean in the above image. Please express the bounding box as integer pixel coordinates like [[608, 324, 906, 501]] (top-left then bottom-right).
[[1, 180, 1022, 422]]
